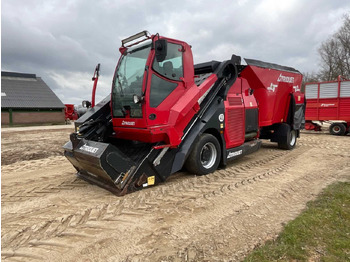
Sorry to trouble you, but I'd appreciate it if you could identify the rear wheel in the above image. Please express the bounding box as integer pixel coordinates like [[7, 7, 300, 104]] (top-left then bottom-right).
[[185, 134, 221, 175], [277, 124, 297, 150], [329, 123, 346, 136]]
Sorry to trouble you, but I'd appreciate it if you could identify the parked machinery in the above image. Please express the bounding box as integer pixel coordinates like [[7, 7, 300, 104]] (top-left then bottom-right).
[[63, 31, 305, 195], [305, 76, 350, 135], [64, 104, 78, 122]]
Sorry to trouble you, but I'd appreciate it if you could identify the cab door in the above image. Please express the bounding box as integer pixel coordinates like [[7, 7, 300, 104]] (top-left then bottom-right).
[[145, 42, 186, 126]]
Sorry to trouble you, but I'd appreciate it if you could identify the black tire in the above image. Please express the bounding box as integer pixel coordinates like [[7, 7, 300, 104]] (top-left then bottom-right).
[[277, 124, 297, 150], [329, 123, 346, 136], [185, 133, 221, 176], [345, 123, 349, 135]]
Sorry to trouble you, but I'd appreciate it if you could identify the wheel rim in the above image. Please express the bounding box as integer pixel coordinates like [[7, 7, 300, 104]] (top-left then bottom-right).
[[290, 130, 296, 146], [200, 142, 217, 169], [332, 126, 340, 133]]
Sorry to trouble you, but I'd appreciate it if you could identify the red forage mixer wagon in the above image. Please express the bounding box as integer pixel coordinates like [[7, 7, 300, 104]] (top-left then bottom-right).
[[64, 31, 305, 195], [305, 76, 350, 135]]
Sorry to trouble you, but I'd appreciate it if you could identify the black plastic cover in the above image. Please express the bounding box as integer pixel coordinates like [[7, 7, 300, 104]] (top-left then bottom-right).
[[194, 61, 220, 75], [294, 104, 305, 130], [75, 95, 111, 130], [245, 108, 259, 133], [245, 58, 301, 74]]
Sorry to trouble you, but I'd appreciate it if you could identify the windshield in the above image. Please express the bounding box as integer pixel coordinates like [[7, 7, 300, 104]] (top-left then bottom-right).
[[112, 41, 151, 118]]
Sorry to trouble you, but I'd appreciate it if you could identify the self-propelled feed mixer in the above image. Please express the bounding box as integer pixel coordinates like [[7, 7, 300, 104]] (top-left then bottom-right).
[[63, 31, 305, 196]]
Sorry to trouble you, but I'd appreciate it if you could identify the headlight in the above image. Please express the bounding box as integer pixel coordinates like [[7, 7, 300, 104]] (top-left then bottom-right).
[[82, 100, 91, 108]]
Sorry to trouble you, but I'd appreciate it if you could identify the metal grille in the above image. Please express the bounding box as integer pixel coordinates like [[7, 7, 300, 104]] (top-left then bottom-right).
[[319, 82, 338, 98], [228, 97, 242, 106], [305, 84, 318, 99], [340, 81, 350, 97], [226, 108, 244, 143]]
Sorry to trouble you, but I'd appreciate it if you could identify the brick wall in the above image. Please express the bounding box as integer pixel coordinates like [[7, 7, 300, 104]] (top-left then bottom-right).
[[1, 112, 10, 125], [1, 110, 65, 125]]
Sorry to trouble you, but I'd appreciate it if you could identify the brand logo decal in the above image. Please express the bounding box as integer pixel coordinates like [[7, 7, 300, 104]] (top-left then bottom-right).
[[227, 149, 243, 159], [267, 83, 278, 92], [79, 144, 99, 154], [293, 85, 301, 92], [321, 103, 335, 107], [218, 114, 224, 122], [277, 73, 294, 83], [122, 121, 136, 126]]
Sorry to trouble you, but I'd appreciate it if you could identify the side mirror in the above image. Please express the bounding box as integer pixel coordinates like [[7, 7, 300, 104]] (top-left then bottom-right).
[[82, 100, 92, 108], [155, 39, 167, 62], [133, 94, 144, 104]]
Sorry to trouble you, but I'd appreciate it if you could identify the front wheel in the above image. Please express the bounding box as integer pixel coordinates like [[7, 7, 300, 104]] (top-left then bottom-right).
[[185, 134, 221, 175]]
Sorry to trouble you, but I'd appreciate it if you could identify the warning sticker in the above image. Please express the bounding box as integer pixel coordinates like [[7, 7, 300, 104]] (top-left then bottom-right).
[[147, 176, 155, 186]]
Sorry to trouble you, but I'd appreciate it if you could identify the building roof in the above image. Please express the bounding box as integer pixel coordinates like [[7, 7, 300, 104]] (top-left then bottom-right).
[[1, 71, 65, 109]]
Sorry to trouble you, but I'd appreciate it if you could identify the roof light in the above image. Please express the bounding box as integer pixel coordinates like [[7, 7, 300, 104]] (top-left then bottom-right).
[[122, 31, 150, 47]]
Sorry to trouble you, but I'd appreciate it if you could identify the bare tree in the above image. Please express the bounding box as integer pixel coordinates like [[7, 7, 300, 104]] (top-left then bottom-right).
[[301, 71, 320, 92], [337, 15, 350, 76], [318, 14, 350, 81]]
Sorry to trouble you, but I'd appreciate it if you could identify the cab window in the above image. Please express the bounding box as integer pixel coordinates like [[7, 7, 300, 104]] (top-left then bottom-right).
[[152, 43, 183, 81], [149, 74, 178, 108]]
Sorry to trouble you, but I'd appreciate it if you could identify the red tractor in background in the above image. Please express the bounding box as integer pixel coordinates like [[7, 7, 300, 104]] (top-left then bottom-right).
[[64, 31, 305, 196], [305, 76, 350, 135], [64, 104, 78, 123]]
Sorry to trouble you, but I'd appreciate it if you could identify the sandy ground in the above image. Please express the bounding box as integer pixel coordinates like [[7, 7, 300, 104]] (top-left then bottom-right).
[[1, 126, 349, 261]]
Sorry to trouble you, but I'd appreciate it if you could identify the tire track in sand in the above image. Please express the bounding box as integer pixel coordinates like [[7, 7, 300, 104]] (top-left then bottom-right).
[[1, 146, 302, 259]]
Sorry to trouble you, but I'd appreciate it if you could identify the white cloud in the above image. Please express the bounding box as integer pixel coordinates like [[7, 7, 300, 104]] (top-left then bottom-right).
[[2, 0, 350, 103], [48, 70, 111, 104]]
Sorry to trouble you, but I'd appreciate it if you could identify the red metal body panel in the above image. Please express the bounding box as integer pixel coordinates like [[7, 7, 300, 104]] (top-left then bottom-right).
[[109, 34, 304, 148], [112, 36, 218, 147], [240, 66, 303, 127], [224, 78, 259, 149], [224, 79, 245, 148], [305, 78, 350, 122]]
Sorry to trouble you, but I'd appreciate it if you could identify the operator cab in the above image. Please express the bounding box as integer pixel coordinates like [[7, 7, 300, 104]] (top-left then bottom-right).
[[111, 31, 195, 145]]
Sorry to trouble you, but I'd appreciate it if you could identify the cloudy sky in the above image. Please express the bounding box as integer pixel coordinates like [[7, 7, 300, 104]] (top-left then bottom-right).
[[2, 0, 350, 104]]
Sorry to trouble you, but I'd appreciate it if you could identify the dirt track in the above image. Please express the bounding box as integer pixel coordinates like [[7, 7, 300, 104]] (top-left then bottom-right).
[[1, 126, 349, 261]]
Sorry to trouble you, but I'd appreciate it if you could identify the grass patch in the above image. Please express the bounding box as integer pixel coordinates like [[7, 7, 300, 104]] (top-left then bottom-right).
[[244, 182, 350, 262]]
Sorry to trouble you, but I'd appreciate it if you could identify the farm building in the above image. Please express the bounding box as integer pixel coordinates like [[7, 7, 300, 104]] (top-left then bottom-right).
[[1, 71, 65, 126]]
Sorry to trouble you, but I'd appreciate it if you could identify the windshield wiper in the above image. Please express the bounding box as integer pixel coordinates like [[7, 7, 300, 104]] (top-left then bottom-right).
[[113, 92, 127, 117], [116, 74, 124, 96]]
